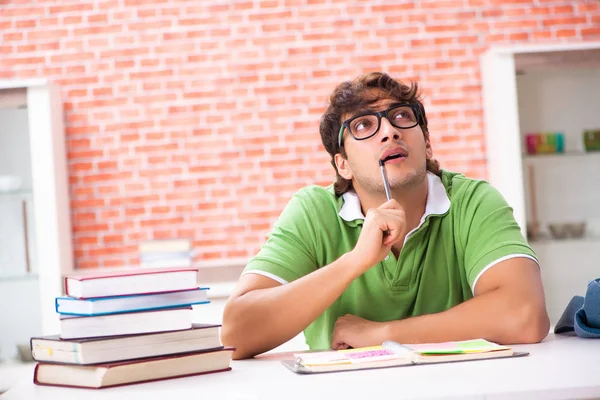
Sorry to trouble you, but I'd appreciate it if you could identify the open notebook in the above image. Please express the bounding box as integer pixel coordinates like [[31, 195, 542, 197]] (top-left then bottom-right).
[[283, 339, 528, 374]]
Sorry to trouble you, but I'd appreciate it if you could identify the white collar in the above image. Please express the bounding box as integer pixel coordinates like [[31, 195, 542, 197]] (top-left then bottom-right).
[[339, 172, 451, 223]]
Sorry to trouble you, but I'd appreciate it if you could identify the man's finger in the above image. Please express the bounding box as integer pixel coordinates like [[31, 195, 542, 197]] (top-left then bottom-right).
[[382, 231, 401, 246], [383, 221, 406, 246]]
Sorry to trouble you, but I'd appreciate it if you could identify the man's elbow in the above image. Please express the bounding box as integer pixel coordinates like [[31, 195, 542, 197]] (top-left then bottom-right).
[[220, 302, 262, 360], [508, 302, 550, 344], [221, 326, 256, 360], [220, 308, 247, 359]]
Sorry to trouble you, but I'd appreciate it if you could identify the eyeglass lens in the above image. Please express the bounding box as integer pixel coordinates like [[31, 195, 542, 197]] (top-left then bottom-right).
[[348, 106, 417, 139]]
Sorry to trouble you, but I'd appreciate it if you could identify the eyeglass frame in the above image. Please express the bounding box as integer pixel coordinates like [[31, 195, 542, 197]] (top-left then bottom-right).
[[337, 102, 424, 148]]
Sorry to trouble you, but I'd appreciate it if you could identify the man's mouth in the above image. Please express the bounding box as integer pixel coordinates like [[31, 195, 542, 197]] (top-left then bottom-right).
[[381, 150, 408, 162]]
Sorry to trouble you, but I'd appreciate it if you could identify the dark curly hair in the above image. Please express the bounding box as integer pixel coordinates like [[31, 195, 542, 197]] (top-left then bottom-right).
[[319, 72, 442, 196]]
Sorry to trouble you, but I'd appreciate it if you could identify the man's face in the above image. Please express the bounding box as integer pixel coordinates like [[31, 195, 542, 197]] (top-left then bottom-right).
[[335, 95, 433, 195]]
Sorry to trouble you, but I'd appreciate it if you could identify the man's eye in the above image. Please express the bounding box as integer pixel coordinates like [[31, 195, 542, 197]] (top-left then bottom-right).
[[391, 108, 415, 122], [354, 120, 373, 132]]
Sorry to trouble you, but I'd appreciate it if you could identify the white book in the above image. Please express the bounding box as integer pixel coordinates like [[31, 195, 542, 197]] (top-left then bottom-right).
[[139, 251, 194, 261], [59, 307, 193, 339], [139, 239, 191, 253], [140, 258, 193, 269], [64, 267, 198, 299], [32, 324, 222, 365]]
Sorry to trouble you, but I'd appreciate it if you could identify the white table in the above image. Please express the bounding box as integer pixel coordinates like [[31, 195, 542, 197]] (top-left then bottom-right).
[[2, 333, 599, 400]]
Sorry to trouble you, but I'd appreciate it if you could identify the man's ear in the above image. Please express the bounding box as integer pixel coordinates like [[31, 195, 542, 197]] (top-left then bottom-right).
[[425, 137, 433, 160], [334, 153, 353, 180]]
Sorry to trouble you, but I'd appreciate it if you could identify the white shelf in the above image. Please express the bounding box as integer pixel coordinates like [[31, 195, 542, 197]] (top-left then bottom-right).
[[530, 235, 600, 245], [0, 190, 32, 199], [0, 274, 38, 282], [522, 151, 600, 160]]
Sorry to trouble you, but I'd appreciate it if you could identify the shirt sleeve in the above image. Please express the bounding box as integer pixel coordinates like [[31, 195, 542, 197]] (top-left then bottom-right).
[[242, 187, 320, 284], [457, 180, 538, 291]]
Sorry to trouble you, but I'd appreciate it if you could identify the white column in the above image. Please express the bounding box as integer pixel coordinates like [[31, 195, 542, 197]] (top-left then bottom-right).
[[481, 50, 527, 234], [27, 84, 73, 335]]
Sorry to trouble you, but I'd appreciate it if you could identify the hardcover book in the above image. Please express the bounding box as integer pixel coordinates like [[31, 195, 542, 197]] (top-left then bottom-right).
[[31, 323, 221, 365], [55, 287, 209, 316], [33, 347, 234, 389], [64, 267, 199, 299], [59, 307, 193, 339]]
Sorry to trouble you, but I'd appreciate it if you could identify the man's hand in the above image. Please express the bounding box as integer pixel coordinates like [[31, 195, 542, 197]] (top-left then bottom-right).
[[331, 314, 388, 350], [350, 199, 407, 273]]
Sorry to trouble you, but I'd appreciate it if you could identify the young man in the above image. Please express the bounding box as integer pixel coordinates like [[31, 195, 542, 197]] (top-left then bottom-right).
[[221, 72, 550, 359]]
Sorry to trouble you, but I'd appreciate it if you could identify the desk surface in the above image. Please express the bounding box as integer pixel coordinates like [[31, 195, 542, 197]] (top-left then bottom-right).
[[2, 333, 599, 400]]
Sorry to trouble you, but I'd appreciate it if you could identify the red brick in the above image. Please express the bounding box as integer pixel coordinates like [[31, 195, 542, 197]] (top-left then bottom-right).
[[92, 87, 113, 97], [509, 32, 530, 41], [542, 17, 587, 27], [482, 9, 502, 17], [552, 5, 574, 14], [2, 7, 45, 17], [50, 52, 95, 63], [582, 28, 600, 37], [15, 20, 36, 29], [3, 32, 23, 41], [63, 15, 83, 24], [16, 44, 36, 53], [76, 236, 99, 245], [532, 31, 553, 40], [74, 25, 123, 36], [556, 29, 577, 38], [494, 20, 539, 29], [49, 4, 94, 14], [577, 3, 599, 12]]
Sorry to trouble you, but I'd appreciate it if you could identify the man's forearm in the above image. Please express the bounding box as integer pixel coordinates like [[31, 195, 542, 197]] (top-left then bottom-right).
[[384, 287, 550, 345], [222, 252, 365, 359]]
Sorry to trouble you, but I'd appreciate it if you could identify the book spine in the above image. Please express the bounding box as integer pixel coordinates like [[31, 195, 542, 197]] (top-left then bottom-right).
[[32, 347, 80, 364], [57, 300, 210, 317], [32, 363, 41, 385]]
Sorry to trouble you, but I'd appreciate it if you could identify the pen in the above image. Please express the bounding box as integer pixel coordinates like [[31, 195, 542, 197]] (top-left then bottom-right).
[[379, 159, 392, 201]]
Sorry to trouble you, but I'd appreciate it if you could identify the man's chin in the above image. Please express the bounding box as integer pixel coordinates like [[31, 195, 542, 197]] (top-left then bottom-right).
[[390, 169, 427, 190]]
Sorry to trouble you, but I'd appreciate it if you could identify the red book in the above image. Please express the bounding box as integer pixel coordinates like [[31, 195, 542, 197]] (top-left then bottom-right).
[[64, 267, 199, 299], [33, 347, 234, 389]]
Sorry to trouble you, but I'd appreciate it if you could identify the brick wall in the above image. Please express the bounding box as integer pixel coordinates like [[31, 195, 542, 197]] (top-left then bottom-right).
[[1, 0, 599, 269]]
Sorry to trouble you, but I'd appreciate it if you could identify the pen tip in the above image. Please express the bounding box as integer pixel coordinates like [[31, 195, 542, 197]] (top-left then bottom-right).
[[379, 159, 384, 167]]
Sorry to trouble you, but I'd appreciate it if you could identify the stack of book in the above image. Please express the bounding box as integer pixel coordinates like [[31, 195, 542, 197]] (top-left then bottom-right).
[[139, 239, 194, 268], [30, 267, 234, 389]]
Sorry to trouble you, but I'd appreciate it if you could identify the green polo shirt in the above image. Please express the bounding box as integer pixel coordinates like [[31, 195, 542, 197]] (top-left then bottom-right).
[[243, 170, 537, 350]]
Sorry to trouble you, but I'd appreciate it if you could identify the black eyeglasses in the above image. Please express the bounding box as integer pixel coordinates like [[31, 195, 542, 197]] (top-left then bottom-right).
[[338, 103, 422, 148]]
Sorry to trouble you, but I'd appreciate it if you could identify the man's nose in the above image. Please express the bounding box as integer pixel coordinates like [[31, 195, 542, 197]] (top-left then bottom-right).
[[379, 117, 400, 143]]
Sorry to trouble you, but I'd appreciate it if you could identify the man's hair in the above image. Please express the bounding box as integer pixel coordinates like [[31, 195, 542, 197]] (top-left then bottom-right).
[[319, 72, 442, 196]]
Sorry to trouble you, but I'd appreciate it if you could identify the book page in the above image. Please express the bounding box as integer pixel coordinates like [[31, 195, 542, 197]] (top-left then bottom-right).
[[295, 346, 409, 367], [406, 339, 511, 355]]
